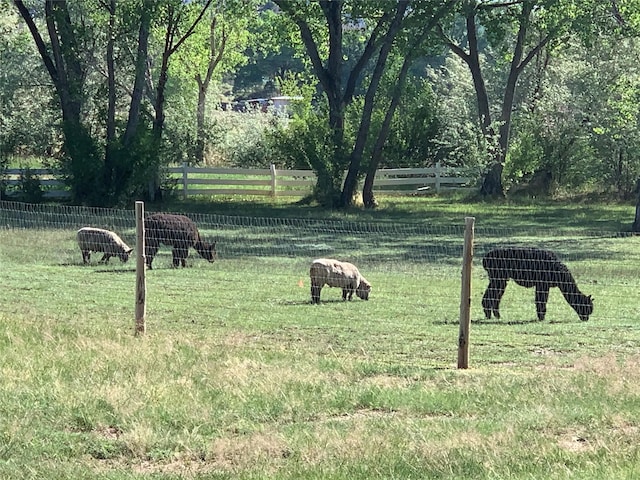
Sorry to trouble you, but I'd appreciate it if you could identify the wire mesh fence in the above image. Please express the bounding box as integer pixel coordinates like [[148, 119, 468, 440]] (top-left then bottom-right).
[[1, 199, 639, 329]]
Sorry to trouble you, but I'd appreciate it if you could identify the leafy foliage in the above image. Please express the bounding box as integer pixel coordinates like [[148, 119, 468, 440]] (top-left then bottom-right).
[[6, 0, 640, 209], [15, 166, 44, 203], [267, 101, 346, 205]]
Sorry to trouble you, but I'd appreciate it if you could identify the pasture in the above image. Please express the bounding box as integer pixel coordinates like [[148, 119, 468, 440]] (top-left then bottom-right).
[[1, 197, 640, 479]]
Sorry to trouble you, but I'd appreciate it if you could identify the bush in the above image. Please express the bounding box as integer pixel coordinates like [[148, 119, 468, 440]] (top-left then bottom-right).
[[206, 109, 284, 168], [15, 166, 44, 203]]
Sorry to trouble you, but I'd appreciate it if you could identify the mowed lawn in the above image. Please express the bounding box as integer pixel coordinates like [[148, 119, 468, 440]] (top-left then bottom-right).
[[1, 196, 640, 479]]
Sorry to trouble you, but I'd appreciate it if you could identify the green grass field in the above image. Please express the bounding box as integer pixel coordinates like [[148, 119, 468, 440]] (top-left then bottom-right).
[[1, 196, 640, 479]]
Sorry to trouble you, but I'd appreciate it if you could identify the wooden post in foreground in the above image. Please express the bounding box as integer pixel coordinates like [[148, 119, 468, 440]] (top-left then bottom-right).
[[135, 201, 146, 336], [457, 216, 475, 369]]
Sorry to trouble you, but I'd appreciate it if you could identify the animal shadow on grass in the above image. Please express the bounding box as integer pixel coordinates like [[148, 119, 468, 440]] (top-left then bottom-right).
[[60, 262, 135, 273], [475, 315, 579, 325], [473, 317, 544, 326], [281, 299, 350, 306], [433, 317, 542, 326], [93, 268, 136, 274]]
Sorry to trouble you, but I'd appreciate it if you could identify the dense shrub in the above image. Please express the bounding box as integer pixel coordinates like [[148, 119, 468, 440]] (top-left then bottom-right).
[[205, 109, 285, 168]]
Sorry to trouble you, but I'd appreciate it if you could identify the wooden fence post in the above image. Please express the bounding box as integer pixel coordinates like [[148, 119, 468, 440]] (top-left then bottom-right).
[[457, 216, 475, 369], [435, 161, 441, 193], [182, 162, 189, 200], [135, 201, 146, 336], [270, 163, 278, 197]]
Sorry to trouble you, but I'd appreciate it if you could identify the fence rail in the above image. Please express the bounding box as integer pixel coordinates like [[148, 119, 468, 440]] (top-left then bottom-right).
[[166, 162, 474, 198], [0, 168, 70, 199], [1, 163, 474, 200]]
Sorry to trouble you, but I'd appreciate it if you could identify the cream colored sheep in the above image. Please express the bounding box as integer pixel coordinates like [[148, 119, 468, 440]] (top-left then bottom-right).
[[77, 227, 132, 264], [309, 258, 371, 304]]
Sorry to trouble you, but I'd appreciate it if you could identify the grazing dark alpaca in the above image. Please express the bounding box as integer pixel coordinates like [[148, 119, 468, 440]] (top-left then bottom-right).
[[144, 213, 216, 269], [482, 247, 593, 321]]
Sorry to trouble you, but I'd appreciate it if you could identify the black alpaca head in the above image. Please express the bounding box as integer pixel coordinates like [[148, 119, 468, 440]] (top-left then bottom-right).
[[572, 293, 593, 321], [195, 240, 217, 263]]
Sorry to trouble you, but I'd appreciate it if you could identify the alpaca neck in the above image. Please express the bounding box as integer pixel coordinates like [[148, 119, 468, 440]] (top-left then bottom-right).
[[194, 240, 211, 258], [558, 275, 586, 308]]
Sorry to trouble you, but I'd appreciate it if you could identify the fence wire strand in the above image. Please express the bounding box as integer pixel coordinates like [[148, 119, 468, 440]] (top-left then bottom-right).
[[1, 200, 639, 329]]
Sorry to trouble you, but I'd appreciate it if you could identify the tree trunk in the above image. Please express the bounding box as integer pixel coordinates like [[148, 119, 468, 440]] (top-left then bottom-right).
[[363, 1, 456, 208], [480, 162, 505, 197], [363, 51, 412, 209], [14, 0, 104, 204], [149, 1, 212, 199], [154, 53, 170, 140], [442, 1, 547, 199], [123, 0, 151, 146], [105, 0, 117, 197], [274, 0, 370, 206], [464, 10, 492, 134], [340, 1, 408, 208], [195, 14, 226, 164], [633, 203, 640, 232], [633, 178, 640, 232], [196, 83, 207, 163]]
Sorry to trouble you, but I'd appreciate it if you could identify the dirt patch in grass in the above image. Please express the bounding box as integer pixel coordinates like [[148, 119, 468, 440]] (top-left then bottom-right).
[[557, 432, 594, 453], [94, 425, 123, 440]]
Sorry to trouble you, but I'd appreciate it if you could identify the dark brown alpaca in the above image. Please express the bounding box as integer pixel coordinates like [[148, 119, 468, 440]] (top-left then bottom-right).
[[482, 247, 593, 321], [144, 213, 216, 269]]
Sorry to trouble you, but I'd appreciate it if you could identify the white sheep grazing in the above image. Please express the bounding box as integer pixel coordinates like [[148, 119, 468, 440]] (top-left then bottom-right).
[[309, 258, 371, 304], [77, 227, 133, 265]]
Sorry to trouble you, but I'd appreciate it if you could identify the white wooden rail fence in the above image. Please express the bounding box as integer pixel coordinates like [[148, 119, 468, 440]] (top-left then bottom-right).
[[1, 162, 473, 200], [169, 162, 472, 198], [0, 168, 69, 199]]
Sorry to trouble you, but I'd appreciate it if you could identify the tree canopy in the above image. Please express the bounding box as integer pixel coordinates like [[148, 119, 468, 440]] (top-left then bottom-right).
[[3, 0, 640, 209]]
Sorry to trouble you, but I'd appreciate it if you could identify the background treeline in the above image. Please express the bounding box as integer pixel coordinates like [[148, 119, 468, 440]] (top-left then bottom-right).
[[2, 0, 640, 207]]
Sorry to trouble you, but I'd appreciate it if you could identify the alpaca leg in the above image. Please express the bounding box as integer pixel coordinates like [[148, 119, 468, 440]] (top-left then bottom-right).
[[482, 289, 492, 318], [535, 285, 550, 321], [145, 244, 159, 269], [311, 285, 322, 304], [172, 247, 188, 267], [483, 279, 507, 319]]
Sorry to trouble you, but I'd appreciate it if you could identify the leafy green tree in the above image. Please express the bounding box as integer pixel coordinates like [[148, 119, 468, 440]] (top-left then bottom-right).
[[426, 54, 490, 174], [172, 0, 257, 164], [274, 0, 457, 207], [0, 2, 59, 158], [361, 1, 456, 207], [12, 0, 212, 205], [13, 0, 105, 203], [437, 0, 621, 197]]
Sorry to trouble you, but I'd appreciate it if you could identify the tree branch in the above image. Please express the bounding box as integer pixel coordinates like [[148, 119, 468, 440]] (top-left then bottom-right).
[[170, 0, 214, 56], [343, 6, 396, 104], [13, 0, 59, 83], [478, 0, 525, 9], [436, 23, 471, 65], [274, 1, 333, 95]]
